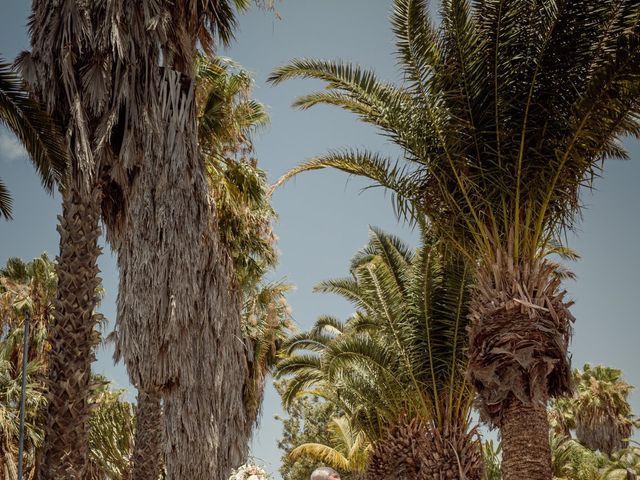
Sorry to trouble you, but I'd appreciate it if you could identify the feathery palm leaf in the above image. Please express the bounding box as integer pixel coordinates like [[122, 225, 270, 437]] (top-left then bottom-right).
[[277, 226, 474, 441], [0, 58, 67, 218]]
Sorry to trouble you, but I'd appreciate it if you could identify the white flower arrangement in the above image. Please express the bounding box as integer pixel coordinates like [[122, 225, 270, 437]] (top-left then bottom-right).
[[228, 463, 273, 480]]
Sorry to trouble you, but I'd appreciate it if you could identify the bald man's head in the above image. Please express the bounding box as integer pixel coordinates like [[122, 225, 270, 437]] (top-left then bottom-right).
[[310, 467, 341, 480]]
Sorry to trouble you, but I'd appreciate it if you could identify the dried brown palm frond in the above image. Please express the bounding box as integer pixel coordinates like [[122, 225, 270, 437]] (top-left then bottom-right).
[[88, 2, 254, 477], [467, 242, 575, 426]]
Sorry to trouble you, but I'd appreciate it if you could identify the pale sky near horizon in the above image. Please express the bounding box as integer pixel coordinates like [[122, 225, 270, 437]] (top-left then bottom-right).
[[1, 2, 639, 478]]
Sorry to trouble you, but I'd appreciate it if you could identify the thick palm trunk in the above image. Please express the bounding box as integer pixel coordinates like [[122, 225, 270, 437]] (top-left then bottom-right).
[[365, 417, 483, 480], [130, 390, 164, 480], [467, 251, 574, 480], [501, 399, 552, 479], [39, 185, 102, 479], [112, 65, 248, 478]]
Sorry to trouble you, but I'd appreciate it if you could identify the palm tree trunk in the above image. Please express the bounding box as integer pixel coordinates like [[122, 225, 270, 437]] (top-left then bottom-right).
[[500, 399, 552, 480], [467, 251, 574, 480], [130, 390, 164, 480], [39, 184, 102, 480], [112, 65, 248, 479]]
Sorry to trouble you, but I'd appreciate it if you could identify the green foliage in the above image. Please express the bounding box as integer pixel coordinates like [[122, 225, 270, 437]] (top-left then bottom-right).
[[277, 227, 474, 443], [0, 255, 132, 479], [243, 281, 294, 424], [482, 440, 502, 480], [549, 364, 638, 454], [196, 55, 277, 290], [289, 416, 370, 474], [87, 379, 135, 480], [271, 0, 640, 263], [0, 57, 67, 219], [0, 336, 47, 480], [274, 380, 359, 480]]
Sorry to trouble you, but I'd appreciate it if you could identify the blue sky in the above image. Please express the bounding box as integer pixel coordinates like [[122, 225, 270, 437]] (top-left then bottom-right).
[[1, 1, 639, 477]]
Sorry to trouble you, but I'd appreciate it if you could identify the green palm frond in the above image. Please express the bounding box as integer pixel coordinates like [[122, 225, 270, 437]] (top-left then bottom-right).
[[289, 416, 371, 473], [277, 226, 473, 440], [270, 0, 640, 262], [0, 58, 67, 219], [87, 389, 135, 480], [196, 54, 276, 288]]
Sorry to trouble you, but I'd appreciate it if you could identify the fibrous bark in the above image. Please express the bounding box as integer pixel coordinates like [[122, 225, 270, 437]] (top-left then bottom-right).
[[20, 1, 107, 477], [96, 3, 249, 477], [130, 390, 164, 480], [39, 185, 103, 479], [501, 399, 552, 479], [467, 249, 574, 480], [365, 417, 483, 480]]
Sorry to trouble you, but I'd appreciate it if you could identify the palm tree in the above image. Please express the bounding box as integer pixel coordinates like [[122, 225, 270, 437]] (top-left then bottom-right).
[[21, 1, 255, 477], [269, 1, 640, 477], [91, 3, 256, 477], [549, 365, 637, 455], [289, 416, 370, 479], [17, 1, 110, 476], [0, 58, 66, 219], [126, 54, 280, 479], [278, 228, 483, 479], [573, 365, 635, 454]]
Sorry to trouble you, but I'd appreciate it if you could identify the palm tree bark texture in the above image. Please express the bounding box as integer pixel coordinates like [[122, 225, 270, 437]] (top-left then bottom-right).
[[40, 186, 103, 479], [20, 1, 105, 477], [130, 390, 164, 480], [96, 2, 249, 478]]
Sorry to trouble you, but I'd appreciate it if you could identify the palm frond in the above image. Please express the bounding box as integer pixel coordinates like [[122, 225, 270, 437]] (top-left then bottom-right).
[[0, 58, 67, 218]]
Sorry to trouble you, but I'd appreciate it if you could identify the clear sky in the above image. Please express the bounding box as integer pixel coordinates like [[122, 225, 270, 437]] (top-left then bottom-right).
[[1, 2, 639, 478]]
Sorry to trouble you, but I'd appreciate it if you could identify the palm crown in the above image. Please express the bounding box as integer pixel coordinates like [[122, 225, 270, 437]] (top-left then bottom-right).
[[277, 227, 473, 440], [270, 0, 640, 263]]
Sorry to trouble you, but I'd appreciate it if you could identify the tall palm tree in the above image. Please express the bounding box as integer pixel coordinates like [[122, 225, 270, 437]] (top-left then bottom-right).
[[574, 365, 636, 455], [19, 2, 108, 476], [269, 1, 640, 477], [278, 228, 483, 479], [92, 2, 256, 476], [552, 364, 637, 455], [21, 0, 255, 477], [125, 53, 279, 480], [0, 58, 66, 219], [578, 366, 636, 456]]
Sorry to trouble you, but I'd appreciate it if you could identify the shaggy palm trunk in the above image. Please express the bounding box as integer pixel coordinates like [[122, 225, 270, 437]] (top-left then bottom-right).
[[130, 390, 164, 480], [113, 64, 248, 478], [468, 250, 574, 480], [39, 184, 102, 479], [501, 399, 552, 479], [365, 417, 483, 480]]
